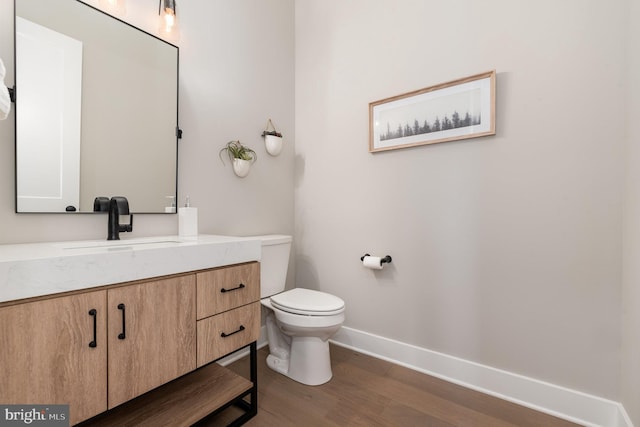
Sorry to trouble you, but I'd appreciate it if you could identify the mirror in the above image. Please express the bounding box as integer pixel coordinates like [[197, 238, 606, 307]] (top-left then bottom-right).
[[15, 0, 179, 213]]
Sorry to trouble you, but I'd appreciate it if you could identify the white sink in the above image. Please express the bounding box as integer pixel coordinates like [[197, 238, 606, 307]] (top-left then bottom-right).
[[57, 238, 183, 250], [0, 235, 262, 303]]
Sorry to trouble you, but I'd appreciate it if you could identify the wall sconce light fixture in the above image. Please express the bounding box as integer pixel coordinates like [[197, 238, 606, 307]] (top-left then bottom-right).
[[98, 0, 126, 17], [158, 0, 179, 42]]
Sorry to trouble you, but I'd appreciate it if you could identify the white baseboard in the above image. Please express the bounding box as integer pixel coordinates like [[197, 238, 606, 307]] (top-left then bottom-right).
[[331, 326, 632, 427]]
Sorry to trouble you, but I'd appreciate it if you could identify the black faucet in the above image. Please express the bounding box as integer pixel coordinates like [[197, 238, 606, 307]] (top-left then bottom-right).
[[108, 197, 134, 240]]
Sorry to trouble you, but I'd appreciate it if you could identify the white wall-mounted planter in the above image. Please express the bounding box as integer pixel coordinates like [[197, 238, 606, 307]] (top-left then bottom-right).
[[264, 134, 283, 156], [232, 158, 252, 178]]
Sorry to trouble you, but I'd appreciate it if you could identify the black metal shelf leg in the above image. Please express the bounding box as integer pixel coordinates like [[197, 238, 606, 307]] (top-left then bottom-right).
[[249, 341, 258, 416]]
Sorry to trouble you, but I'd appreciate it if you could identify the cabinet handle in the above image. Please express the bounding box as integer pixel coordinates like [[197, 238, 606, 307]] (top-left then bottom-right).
[[220, 283, 245, 293], [117, 303, 126, 340], [221, 325, 245, 338], [88, 309, 97, 348]]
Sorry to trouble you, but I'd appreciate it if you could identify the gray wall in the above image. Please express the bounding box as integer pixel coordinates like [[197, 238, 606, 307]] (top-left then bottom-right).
[[176, 0, 295, 238], [0, 0, 294, 242], [622, 0, 640, 422], [294, 0, 625, 401]]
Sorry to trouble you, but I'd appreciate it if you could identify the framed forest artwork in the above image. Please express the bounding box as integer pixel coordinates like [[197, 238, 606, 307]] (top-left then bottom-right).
[[369, 70, 496, 152]]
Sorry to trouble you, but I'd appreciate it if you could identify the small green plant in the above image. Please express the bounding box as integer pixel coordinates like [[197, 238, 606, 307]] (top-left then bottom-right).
[[219, 140, 257, 164]]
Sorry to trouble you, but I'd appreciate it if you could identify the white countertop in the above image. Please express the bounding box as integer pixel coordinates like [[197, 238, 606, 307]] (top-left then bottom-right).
[[0, 235, 261, 303]]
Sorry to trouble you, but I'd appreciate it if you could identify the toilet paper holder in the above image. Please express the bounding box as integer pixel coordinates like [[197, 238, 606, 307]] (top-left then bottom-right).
[[360, 253, 392, 264]]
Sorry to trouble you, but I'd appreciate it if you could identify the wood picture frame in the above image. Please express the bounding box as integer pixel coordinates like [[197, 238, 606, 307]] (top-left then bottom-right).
[[369, 70, 496, 152]]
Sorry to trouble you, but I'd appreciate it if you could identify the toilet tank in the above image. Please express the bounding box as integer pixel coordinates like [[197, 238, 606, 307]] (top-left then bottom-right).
[[254, 235, 292, 298]]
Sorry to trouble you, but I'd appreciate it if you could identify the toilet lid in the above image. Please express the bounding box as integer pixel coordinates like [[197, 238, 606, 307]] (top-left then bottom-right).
[[270, 288, 345, 316]]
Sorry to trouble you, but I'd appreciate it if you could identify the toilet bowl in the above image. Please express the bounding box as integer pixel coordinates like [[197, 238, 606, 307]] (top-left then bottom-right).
[[255, 235, 345, 386], [262, 288, 345, 385]]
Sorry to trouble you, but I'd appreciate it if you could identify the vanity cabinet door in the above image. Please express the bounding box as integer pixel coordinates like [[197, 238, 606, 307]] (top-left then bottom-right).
[[0, 291, 108, 425], [107, 274, 196, 409]]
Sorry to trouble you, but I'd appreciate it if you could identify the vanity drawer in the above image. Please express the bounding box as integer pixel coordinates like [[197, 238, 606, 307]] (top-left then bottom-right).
[[196, 302, 260, 367], [196, 262, 259, 320]]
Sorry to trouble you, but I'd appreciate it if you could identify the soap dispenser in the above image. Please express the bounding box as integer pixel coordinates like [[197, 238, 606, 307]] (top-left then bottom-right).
[[178, 197, 198, 237]]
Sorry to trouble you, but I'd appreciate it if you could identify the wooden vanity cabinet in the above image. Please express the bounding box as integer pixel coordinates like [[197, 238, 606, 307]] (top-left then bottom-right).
[[0, 262, 259, 426], [89, 262, 260, 426], [0, 291, 108, 425]]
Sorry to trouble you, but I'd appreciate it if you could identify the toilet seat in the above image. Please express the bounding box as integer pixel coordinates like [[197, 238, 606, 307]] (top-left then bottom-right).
[[270, 288, 345, 316]]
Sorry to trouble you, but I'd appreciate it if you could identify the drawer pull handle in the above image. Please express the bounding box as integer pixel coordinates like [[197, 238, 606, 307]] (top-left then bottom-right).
[[117, 303, 126, 340], [221, 283, 245, 293], [88, 309, 97, 348], [221, 325, 245, 338]]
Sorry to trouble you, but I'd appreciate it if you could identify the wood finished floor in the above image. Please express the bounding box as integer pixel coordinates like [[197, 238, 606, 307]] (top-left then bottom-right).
[[199, 344, 581, 427]]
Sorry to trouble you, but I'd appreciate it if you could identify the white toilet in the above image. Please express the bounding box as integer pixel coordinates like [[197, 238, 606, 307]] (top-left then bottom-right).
[[257, 235, 345, 386]]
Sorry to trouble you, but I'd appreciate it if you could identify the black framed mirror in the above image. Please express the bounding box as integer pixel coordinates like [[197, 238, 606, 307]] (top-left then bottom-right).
[[14, 0, 179, 213]]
